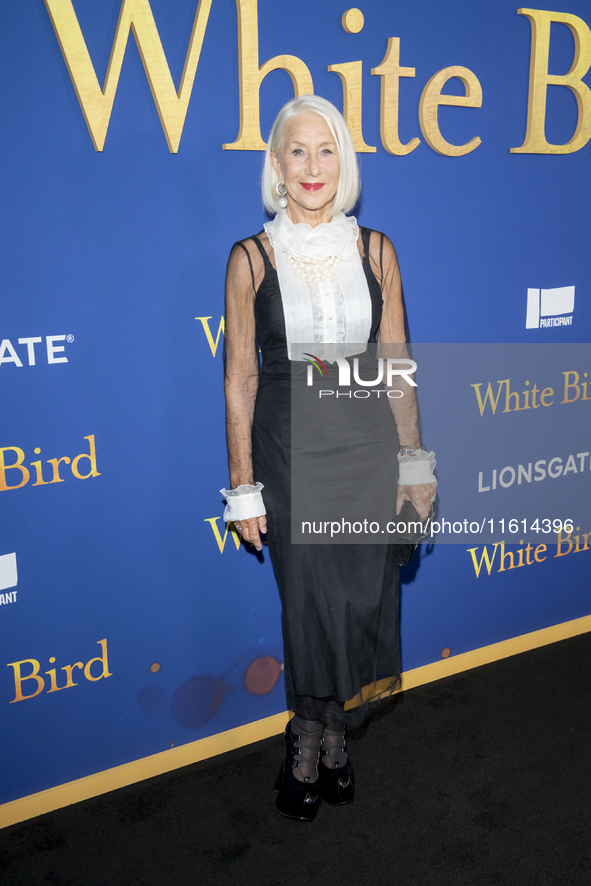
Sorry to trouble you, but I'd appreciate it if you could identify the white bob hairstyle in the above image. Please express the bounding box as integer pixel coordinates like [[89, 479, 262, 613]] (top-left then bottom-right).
[[262, 95, 360, 218]]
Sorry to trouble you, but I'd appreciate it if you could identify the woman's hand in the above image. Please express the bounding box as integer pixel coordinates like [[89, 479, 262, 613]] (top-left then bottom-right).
[[396, 483, 436, 522], [234, 515, 267, 552]]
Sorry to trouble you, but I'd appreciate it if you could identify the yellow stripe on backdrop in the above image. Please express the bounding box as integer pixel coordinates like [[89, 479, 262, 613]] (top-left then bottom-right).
[[1, 613, 590, 830]]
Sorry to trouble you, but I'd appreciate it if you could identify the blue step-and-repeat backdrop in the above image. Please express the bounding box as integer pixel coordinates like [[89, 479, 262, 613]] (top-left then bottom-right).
[[2, 0, 590, 807]]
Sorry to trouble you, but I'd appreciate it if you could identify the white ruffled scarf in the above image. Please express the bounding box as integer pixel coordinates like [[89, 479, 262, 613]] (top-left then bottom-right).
[[264, 210, 372, 361]]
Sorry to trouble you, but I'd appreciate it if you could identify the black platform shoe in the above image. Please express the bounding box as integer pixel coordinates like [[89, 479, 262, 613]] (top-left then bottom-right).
[[274, 719, 321, 821], [319, 729, 355, 806]]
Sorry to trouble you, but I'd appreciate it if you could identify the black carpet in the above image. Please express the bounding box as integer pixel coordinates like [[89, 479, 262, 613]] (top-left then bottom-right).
[[2, 631, 591, 886]]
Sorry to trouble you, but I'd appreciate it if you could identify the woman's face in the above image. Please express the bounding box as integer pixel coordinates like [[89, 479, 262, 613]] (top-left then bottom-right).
[[271, 112, 340, 225]]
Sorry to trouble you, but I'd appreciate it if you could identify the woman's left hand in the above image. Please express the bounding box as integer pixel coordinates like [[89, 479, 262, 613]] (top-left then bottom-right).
[[396, 483, 436, 522], [233, 515, 267, 552]]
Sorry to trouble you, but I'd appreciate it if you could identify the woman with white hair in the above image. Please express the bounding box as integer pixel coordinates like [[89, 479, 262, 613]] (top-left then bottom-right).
[[222, 95, 436, 820]]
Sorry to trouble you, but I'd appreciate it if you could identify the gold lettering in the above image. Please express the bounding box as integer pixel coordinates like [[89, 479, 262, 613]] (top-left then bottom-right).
[[371, 38, 420, 156], [47, 456, 71, 484], [562, 370, 580, 403], [555, 529, 573, 557], [419, 65, 482, 156], [511, 9, 591, 154], [471, 380, 507, 416], [503, 381, 530, 412], [0, 447, 30, 491], [84, 639, 113, 682], [71, 435, 101, 480], [195, 316, 225, 357], [534, 543, 547, 562], [45, 658, 62, 694], [204, 517, 242, 553], [498, 542, 516, 571], [342, 9, 364, 35], [31, 448, 48, 486], [223, 0, 313, 150], [328, 62, 376, 152], [540, 386, 553, 407], [28, 459, 46, 483], [8, 659, 45, 702], [466, 542, 502, 577], [44, 0, 214, 152], [61, 662, 84, 688]]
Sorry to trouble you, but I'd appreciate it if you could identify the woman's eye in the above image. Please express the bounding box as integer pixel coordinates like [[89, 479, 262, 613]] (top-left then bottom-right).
[[292, 148, 303, 155]]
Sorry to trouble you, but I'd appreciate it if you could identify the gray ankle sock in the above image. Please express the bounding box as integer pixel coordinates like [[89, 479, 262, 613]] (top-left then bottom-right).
[[290, 715, 323, 783], [321, 725, 347, 770]]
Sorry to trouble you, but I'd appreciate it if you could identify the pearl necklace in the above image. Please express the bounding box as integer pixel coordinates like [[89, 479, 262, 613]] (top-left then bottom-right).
[[286, 253, 340, 282]]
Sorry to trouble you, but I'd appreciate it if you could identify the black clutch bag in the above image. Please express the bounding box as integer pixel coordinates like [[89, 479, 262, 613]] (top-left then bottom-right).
[[391, 499, 433, 566]]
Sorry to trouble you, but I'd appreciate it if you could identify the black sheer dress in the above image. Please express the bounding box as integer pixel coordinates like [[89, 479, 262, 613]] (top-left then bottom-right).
[[224, 227, 415, 727]]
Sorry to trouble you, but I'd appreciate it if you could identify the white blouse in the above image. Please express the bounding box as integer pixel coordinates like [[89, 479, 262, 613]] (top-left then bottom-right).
[[264, 210, 372, 361]]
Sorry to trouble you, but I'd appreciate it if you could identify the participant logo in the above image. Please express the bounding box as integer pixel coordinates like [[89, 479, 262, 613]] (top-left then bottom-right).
[[0, 553, 18, 608], [526, 286, 575, 329]]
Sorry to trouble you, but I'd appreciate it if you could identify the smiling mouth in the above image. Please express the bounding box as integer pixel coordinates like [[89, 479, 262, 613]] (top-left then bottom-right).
[[300, 183, 325, 191]]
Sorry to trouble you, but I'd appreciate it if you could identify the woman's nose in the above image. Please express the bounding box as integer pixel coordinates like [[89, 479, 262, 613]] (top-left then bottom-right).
[[306, 154, 320, 176]]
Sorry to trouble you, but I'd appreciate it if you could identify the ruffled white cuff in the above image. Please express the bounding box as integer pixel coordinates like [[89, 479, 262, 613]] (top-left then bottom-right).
[[397, 450, 437, 486], [220, 483, 266, 522]]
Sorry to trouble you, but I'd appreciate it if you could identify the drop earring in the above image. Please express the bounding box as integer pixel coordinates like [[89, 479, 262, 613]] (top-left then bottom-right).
[[276, 181, 288, 209]]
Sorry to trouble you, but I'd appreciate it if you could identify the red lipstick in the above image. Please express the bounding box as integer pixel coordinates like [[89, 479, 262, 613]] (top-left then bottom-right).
[[301, 183, 325, 191]]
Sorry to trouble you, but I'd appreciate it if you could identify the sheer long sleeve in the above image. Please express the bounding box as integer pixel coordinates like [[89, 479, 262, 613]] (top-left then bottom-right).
[[370, 232, 422, 450], [223, 241, 262, 489]]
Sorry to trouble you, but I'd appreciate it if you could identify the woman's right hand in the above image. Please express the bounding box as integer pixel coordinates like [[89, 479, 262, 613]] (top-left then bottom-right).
[[234, 515, 267, 551], [396, 482, 436, 522]]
